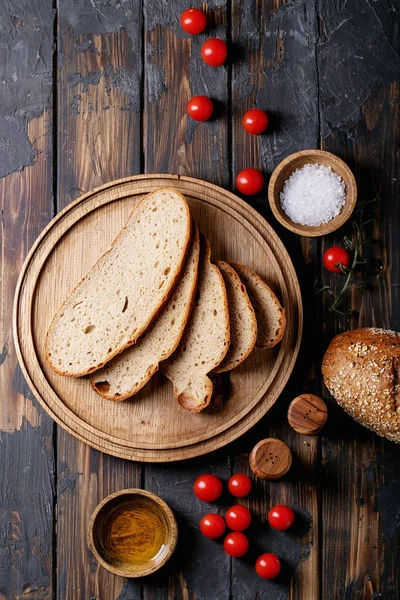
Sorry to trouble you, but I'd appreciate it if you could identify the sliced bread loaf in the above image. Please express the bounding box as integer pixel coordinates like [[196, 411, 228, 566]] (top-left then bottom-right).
[[231, 264, 286, 349], [90, 225, 200, 400], [214, 261, 257, 372], [162, 235, 230, 413], [45, 188, 191, 377]]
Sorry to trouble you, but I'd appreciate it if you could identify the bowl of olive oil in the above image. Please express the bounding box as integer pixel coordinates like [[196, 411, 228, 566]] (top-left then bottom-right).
[[88, 488, 178, 577]]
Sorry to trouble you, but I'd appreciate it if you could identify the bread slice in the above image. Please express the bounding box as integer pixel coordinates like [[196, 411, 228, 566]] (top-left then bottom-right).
[[213, 261, 257, 372], [162, 235, 230, 413], [45, 188, 191, 377], [90, 225, 200, 401], [231, 264, 286, 349]]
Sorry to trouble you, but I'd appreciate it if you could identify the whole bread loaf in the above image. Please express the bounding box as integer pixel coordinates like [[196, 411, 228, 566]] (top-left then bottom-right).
[[322, 327, 400, 443], [45, 188, 191, 377], [162, 235, 230, 413], [90, 225, 200, 400]]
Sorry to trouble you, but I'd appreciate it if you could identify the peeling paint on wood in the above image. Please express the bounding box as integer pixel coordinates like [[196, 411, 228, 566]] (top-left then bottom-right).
[[0, 0, 54, 177]]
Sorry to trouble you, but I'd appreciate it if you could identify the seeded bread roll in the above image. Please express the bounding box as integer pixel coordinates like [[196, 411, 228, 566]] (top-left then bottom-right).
[[45, 188, 191, 377], [162, 235, 230, 413], [232, 264, 286, 349], [322, 327, 400, 443], [213, 261, 257, 373], [90, 225, 200, 401]]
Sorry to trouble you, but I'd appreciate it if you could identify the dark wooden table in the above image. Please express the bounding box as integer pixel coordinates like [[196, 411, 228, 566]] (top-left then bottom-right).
[[1, 0, 399, 598]]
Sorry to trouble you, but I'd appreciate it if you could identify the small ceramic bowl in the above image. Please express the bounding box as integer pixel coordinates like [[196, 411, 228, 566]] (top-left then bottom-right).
[[268, 149, 357, 237], [88, 488, 178, 578]]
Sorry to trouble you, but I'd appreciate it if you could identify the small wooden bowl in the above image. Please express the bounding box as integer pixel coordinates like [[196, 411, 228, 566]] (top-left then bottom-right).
[[268, 149, 357, 237], [88, 488, 178, 578]]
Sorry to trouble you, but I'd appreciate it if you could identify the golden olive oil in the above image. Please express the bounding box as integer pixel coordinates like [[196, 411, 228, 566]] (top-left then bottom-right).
[[105, 498, 166, 567]]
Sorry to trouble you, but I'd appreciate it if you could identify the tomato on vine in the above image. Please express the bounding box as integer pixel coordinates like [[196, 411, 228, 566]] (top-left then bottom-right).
[[323, 246, 351, 273]]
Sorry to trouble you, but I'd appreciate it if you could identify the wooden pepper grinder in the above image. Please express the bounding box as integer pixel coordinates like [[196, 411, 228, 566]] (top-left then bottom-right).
[[249, 438, 292, 480]]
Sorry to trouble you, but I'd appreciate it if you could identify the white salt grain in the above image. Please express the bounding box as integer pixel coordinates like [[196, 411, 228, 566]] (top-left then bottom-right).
[[280, 163, 346, 226]]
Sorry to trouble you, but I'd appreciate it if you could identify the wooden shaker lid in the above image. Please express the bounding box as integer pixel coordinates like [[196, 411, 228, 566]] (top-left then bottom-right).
[[287, 394, 328, 435], [249, 438, 292, 480]]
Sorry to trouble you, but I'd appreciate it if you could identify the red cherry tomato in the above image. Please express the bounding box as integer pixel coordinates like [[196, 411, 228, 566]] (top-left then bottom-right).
[[323, 246, 351, 273], [200, 513, 226, 538], [193, 474, 223, 502], [223, 532, 249, 557], [235, 169, 264, 195], [180, 8, 207, 34], [255, 553, 281, 579], [187, 96, 214, 121], [228, 474, 252, 498], [268, 504, 295, 531], [242, 109, 269, 135], [225, 505, 252, 531], [201, 38, 227, 66]]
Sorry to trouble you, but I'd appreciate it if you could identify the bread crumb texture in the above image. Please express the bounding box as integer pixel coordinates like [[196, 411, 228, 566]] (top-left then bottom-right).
[[90, 226, 200, 400], [231, 263, 285, 349], [322, 327, 400, 442], [45, 189, 191, 376], [162, 236, 230, 412], [214, 261, 257, 372]]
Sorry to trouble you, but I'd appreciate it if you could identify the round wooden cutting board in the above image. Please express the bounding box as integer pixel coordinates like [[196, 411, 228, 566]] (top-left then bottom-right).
[[13, 175, 302, 462]]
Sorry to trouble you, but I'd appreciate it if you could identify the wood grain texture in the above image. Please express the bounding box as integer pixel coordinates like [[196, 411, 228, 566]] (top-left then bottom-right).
[[317, 0, 400, 596], [230, 1, 321, 598], [14, 175, 302, 461], [0, 0, 55, 595], [2, 0, 400, 597], [55, 2, 143, 598]]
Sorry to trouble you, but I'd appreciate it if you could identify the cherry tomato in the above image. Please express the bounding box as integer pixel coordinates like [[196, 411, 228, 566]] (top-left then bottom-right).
[[187, 96, 214, 121], [323, 246, 351, 273], [228, 474, 252, 498], [242, 109, 269, 135], [193, 474, 223, 502], [223, 532, 249, 557], [225, 505, 252, 531], [180, 8, 207, 34], [201, 38, 227, 66], [200, 513, 226, 538], [268, 504, 295, 531], [255, 553, 281, 579], [235, 169, 264, 195]]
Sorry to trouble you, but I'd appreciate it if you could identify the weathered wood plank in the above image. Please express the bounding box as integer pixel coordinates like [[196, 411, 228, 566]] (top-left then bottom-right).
[[144, 0, 229, 186], [317, 1, 400, 596], [0, 0, 55, 596], [230, 1, 320, 598], [142, 1, 231, 598], [56, 1, 143, 597], [319, 86, 400, 599]]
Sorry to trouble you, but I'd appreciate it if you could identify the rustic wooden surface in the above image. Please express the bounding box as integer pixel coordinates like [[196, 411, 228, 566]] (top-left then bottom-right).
[[14, 174, 302, 461], [1, 0, 399, 598]]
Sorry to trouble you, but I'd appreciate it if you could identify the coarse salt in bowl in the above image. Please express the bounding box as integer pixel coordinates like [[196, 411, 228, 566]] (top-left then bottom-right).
[[280, 164, 345, 227], [268, 150, 357, 237]]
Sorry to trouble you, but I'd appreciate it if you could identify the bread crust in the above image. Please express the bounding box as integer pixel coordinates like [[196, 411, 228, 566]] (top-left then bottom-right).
[[162, 235, 230, 413], [213, 261, 257, 373], [231, 263, 286, 348], [322, 327, 400, 443], [45, 188, 191, 377], [89, 224, 200, 401]]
